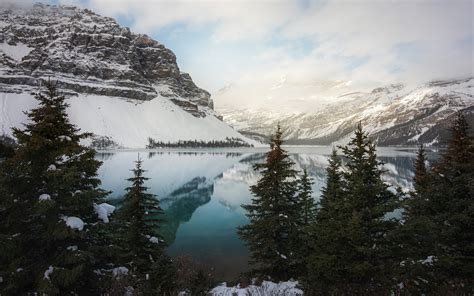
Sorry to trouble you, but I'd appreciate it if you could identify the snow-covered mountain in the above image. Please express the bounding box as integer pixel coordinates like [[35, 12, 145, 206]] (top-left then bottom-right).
[[220, 78, 474, 146], [0, 3, 255, 148]]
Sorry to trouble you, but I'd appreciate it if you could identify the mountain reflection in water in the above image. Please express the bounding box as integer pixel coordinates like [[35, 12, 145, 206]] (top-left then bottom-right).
[[96, 147, 437, 280]]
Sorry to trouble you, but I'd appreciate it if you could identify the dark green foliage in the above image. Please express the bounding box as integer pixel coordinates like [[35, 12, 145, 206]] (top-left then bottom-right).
[[297, 169, 316, 226], [109, 157, 175, 295], [147, 137, 253, 148], [317, 148, 345, 224], [400, 113, 474, 293], [90, 135, 119, 149], [0, 135, 15, 158], [238, 125, 300, 281], [294, 169, 316, 276], [307, 123, 399, 294], [422, 112, 473, 291], [0, 82, 108, 295], [413, 144, 429, 196], [396, 145, 438, 294], [338, 123, 399, 292], [306, 148, 348, 293]]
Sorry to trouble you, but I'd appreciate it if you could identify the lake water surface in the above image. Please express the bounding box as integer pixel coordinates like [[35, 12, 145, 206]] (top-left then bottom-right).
[[96, 146, 436, 281]]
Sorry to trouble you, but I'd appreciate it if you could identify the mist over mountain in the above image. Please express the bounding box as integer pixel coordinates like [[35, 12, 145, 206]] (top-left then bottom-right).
[[219, 78, 474, 146]]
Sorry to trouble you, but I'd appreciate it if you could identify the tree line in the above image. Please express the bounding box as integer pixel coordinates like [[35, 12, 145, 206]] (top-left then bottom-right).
[[238, 115, 473, 294], [146, 137, 253, 149]]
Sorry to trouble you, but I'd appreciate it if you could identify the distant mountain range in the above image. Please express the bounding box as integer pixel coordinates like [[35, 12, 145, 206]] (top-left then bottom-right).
[[219, 78, 474, 146], [0, 3, 255, 148]]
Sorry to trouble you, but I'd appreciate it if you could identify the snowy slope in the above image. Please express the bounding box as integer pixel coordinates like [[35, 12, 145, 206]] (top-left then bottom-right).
[[0, 3, 255, 148], [220, 78, 474, 146], [0, 91, 256, 148]]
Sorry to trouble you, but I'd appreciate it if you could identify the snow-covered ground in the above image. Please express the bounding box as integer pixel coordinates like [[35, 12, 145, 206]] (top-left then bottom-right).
[[0, 42, 33, 62], [0, 91, 258, 148], [210, 280, 304, 296]]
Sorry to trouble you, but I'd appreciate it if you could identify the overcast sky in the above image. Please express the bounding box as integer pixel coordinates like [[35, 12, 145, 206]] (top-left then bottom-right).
[[11, 0, 474, 110]]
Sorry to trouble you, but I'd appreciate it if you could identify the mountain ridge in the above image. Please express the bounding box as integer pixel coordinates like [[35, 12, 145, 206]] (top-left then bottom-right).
[[220, 78, 474, 146], [0, 3, 255, 148]]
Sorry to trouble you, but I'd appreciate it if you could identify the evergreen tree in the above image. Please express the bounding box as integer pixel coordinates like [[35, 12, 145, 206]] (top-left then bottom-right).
[[306, 148, 349, 294], [317, 148, 345, 223], [397, 145, 437, 294], [413, 144, 429, 196], [307, 123, 399, 294], [0, 135, 15, 159], [428, 112, 474, 291], [109, 157, 175, 295], [294, 168, 316, 277], [297, 169, 316, 226], [238, 124, 300, 280], [0, 82, 108, 294]]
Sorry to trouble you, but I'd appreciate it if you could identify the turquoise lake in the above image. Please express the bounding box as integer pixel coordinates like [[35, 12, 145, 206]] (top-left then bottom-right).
[[96, 146, 436, 281]]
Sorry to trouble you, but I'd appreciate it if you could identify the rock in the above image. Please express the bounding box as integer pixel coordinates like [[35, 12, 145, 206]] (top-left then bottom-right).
[[0, 3, 213, 115]]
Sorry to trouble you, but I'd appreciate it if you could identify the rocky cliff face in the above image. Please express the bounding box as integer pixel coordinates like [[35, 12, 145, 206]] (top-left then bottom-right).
[[221, 78, 474, 146], [0, 3, 255, 148], [0, 3, 211, 116]]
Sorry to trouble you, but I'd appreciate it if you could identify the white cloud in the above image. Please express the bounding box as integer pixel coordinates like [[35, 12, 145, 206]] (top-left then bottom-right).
[[84, 0, 298, 41], [24, 0, 474, 109]]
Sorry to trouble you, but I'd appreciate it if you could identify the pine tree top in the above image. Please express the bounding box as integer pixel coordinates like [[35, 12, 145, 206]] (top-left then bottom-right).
[[238, 124, 301, 280], [120, 156, 164, 242], [0, 81, 107, 294], [440, 111, 473, 168], [13, 82, 90, 148], [413, 144, 429, 191]]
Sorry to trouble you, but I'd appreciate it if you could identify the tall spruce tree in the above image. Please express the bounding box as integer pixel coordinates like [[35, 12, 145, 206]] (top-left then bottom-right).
[[413, 145, 429, 195], [238, 124, 300, 280], [428, 112, 474, 291], [297, 169, 316, 226], [0, 82, 108, 294], [307, 124, 399, 294], [294, 169, 316, 277], [341, 123, 399, 292], [397, 145, 437, 294], [306, 148, 349, 294], [317, 148, 345, 223], [110, 157, 175, 294]]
